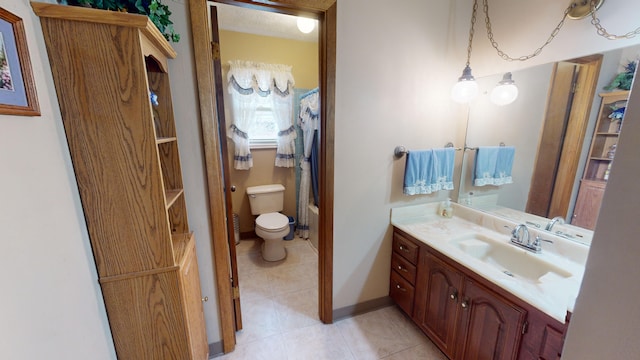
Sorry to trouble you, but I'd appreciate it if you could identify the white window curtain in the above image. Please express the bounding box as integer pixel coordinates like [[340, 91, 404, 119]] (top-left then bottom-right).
[[297, 89, 319, 239], [271, 65, 296, 167], [226, 60, 295, 170]]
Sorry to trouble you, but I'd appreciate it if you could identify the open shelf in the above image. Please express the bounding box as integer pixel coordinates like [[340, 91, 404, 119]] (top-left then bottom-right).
[[171, 232, 193, 265], [157, 137, 178, 144], [165, 188, 184, 209]]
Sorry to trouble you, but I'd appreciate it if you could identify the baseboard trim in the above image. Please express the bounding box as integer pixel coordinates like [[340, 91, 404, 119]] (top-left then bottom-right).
[[208, 341, 223, 358], [332, 296, 394, 322]]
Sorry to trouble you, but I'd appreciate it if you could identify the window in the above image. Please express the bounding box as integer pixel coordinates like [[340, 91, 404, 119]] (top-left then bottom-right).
[[248, 107, 278, 149]]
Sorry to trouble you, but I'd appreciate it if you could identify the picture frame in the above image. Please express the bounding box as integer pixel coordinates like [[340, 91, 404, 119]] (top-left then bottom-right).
[[0, 7, 39, 116]]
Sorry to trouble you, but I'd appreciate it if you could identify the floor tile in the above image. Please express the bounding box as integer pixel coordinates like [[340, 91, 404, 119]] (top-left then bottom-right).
[[282, 323, 355, 360], [336, 306, 428, 359], [235, 297, 281, 344], [216, 334, 288, 360], [272, 287, 321, 332], [219, 236, 442, 360], [381, 343, 447, 360]]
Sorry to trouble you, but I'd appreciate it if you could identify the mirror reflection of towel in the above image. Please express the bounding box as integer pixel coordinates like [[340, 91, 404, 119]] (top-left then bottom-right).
[[494, 146, 515, 185], [473, 146, 515, 186]]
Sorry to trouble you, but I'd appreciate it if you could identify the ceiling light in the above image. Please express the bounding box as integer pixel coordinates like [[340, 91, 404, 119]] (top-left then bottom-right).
[[297, 17, 315, 34], [490, 72, 518, 106], [452, 65, 479, 103], [452, 0, 479, 104]]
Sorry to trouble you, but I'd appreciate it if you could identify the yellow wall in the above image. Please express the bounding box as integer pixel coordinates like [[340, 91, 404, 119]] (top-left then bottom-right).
[[219, 30, 319, 233]]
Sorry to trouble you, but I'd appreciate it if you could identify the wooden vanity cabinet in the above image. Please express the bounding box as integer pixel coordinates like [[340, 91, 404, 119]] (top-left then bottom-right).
[[391, 228, 568, 360], [389, 232, 419, 315], [413, 251, 463, 359], [413, 246, 525, 360]]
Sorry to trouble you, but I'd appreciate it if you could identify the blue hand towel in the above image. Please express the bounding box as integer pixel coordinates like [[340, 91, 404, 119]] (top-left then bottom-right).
[[403, 150, 434, 195], [431, 148, 456, 192], [473, 146, 500, 186], [494, 146, 515, 185]]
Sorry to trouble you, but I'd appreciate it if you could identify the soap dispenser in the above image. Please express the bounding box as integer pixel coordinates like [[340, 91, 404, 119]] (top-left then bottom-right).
[[440, 198, 454, 218]]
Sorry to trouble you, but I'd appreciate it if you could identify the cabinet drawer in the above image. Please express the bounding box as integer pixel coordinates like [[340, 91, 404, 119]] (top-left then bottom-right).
[[393, 232, 419, 264], [390, 270, 415, 316], [391, 252, 417, 285]]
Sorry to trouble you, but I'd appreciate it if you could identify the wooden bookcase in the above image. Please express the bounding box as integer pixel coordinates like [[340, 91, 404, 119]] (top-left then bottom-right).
[[32, 3, 208, 359], [573, 90, 628, 229]]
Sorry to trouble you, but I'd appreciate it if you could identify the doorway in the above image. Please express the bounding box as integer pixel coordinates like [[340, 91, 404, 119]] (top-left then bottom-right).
[[526, 55, 603, 219], [188, 0, 336, 353], [214, 2, 322, 347]]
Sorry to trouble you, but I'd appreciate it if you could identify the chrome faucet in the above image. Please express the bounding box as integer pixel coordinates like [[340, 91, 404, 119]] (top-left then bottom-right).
[[510, 224, 530, 245], [505, 224, 545, 253], [545, 216, 565, 231]]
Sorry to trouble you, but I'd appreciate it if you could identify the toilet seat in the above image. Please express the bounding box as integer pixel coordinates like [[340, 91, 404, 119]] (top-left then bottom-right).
[[256, 213, 289, 232]]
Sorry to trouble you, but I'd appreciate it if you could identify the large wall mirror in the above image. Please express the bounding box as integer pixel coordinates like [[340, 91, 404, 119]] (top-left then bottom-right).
[[458, 44, 640, 246]]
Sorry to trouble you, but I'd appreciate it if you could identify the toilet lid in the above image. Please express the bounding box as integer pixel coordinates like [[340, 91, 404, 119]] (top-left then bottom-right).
[[256, 213, 289, 230]]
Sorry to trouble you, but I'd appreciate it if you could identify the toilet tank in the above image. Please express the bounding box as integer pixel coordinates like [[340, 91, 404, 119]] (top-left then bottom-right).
[[246, 184, 285, 215]]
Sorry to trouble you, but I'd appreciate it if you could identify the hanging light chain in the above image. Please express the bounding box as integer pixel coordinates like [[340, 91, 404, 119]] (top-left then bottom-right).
[[465, 0, 479, 67], [483, 0, 571, 62], [590, 0, 640, 40]]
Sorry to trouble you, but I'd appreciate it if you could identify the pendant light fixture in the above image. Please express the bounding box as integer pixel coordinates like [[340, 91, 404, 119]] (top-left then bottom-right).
[[490, 72, 518, 106], [451, 0, 479, 104]]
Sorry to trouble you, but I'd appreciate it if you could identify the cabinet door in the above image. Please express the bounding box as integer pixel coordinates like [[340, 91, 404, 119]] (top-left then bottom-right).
[[414, 251, 463, 359], [457, 279, 526, 360], [181, 244, 209, 359], [572, 180, 605, 230]]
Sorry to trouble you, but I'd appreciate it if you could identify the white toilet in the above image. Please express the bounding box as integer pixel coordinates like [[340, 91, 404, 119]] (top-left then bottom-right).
[[246, 184, 290, 261]]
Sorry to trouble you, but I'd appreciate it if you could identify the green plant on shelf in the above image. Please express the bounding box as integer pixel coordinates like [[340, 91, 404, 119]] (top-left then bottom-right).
[[62, 0, 180, 42], [604, 61, 636, 91]]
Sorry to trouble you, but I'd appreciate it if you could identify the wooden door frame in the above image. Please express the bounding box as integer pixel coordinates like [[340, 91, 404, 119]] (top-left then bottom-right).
[[527, 55, 602, 219], [188, 0, 336, 353]]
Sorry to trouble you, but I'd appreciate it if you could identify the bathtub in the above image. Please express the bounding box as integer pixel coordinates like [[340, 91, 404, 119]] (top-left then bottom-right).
[[308, 204, 319, 251]]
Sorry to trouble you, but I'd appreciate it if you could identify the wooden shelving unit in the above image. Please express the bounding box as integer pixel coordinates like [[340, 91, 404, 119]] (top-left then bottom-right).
[[573, 90, 628, 229], [32, 3, 208, 359]]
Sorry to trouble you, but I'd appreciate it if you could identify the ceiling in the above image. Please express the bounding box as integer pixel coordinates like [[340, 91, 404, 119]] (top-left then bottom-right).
[[212, 3, 319, 43]]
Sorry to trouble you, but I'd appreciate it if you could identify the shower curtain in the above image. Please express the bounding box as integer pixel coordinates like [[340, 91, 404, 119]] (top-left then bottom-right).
[[297, 88, 320, 239]]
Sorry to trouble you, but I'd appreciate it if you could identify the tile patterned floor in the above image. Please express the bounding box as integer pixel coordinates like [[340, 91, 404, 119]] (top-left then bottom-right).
[[215, 236, 447, 360]]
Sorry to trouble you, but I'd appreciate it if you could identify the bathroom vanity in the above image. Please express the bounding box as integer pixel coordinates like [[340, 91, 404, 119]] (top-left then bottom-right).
[[390, 203, 587, 360]]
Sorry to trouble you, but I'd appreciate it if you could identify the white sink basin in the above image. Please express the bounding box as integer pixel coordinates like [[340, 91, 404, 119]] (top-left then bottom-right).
[[448, 234, 573, 283]]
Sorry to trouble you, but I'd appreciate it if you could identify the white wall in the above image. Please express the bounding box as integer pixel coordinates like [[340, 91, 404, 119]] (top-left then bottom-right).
[[0, 0, 116, 358], [332, 0, 464, 308]]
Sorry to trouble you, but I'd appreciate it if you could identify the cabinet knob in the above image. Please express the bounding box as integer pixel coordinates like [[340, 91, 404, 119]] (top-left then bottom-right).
[[397, 265, 407, 272], [399, 245, 409, 252], [202, 296, 209, 302], [395, 284, 407, 292], [230, 185, 236, 192], [461, 298, 469, 309], [450, 289, 458, 301]]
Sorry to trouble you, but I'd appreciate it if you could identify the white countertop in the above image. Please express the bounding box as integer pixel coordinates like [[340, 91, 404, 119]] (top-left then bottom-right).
[[391, 202, 588, 323]]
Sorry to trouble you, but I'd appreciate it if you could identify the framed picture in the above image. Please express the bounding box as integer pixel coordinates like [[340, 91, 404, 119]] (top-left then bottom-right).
[[0, 7, 39, 116]]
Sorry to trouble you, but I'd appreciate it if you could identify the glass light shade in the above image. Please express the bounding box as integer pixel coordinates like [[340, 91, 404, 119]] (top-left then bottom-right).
[[451, 80, 479, 103], [451, 65, 478, 103], [490, 73, 518, 106], [297, 17, 316, 34]]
